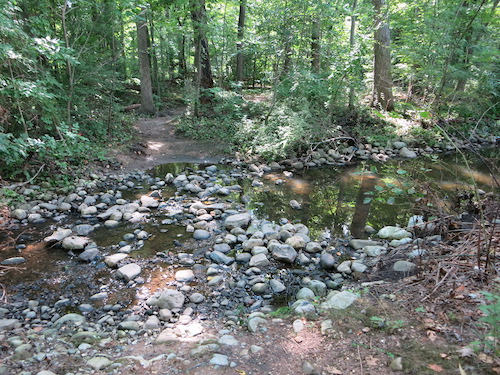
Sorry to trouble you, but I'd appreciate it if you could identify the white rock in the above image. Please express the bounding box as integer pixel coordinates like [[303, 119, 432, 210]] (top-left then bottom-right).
[[116, 263, 141, 281]]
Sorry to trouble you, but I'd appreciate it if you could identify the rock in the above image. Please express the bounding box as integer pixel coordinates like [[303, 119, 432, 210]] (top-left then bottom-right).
[[13, 343, 32, 360], [349, 239, 382, 250], [270, 243, 297, 263], [116, 263, 141, 281], [73, 224, 94, 236], [302, 361, 317, 374], [79, 248, 102, 262], [57, 202, 72, 211], [249, 253, 270, 267], [80, 206, 97, 215], [144, 316, 161, 330], [209, 251, 234, 265], [210, 353, 229, 366], [175, 269, 195, 282], [377, 226, 412, 240], [252, 283, 268, 294], [104, 253, 128, 267], [213, 243, 231, 253], [293, 319, 305, 333], [392, 141, 407, 149], [52, 313, 86, 328], [393, 260, 417, 272], [218, 335, 239, 346], [389, 238, 413, 247], [320, 253, 336, 270], [286, 235, 307, 249], [248, 317, 268, 333], [189, 293, 205, 303], [193, 229, 211, 240], [292, 300, 316, 315], [363, 245, 385, 257], [390, 357, 403, 371], [351, 262, 367, 273], [308, 280, 327, 297], [399, 147, 417, 158], [44, 228, 72, 242], [12, 209, 28, 220], [0, 319, 21, 332], [70, 331, 102, 345], [336, 260, 352, 274], [147, 290, 185, 309], [118, 321, 141, 331], [141, 195, 159, 208], [296, 287, 315, 301], [62, 236, 89, 250], [104, 220, 120, 228], [270, 279, 286, 293], [1, 257, 26, 265], [305, 242, 322, 253], [36, 371, 58, 375], [87, 356, 112, 370], [154, 330, 178, 344], [321, 320, 333, 335], [289, 200, 302, 209], [224, 213, 251, 229], [321, 291, 358, 310]]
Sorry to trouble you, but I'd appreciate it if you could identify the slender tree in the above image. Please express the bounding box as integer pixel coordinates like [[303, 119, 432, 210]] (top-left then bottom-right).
[[371, 0, 394, 111], [236, 0, 247, 83], [136, 6, 156, 115], [190, 0, 214, 90], [311, 16, 321, 73]]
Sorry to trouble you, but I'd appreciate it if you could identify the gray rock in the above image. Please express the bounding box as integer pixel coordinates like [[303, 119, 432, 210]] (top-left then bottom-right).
[[57, 202, 72, 211], [393, 260, 417, 272], [52, 313, 86, 328], [36, 371, 58, 375], [209, 251, 234, 265], [351, 262, 367, 273], [1, 257, 26, 265], [62, 236, 89, 250], [87, 357, 112, 370], [286, 235, 307, 249], [213, 243, 231, 253], [296, 287, 315, 301], [389, 238, 413, 247], [393, 141, 407, 149], [336, 260, 352, 274], [104, 220, 120, 228], [12, 209, 27, 220], [193, 229, 211, 240], [141, 195, 159, 208], [305, 242, 322, 253], [218, 335, 239, 346], [189, 293, 205, 304], [349, 239, 382, 250], [210, 353, 229, 366], [44, 228, 73, 242], [248, 317, 268, 333], [270, 279, 286, 293], [270, 243, 297, 263], [363, 245, 386, 257], [289, 200, 302, 209], [321, 291, 358, 310], [252, 283, 268, 294], [378, 226, 412, 240], [224, 213, 251, 229], [144, 315, 161, 330], [302, 361, 317, 374], [116, 263, 141, 281], [175, 269, 195, 282], [104, 253, 128, 267], [0, 318, 21, 332], [147, 290, 185, 309], [79, 248, 102, 262], [80, 206, 97, 215], [118, 321, 141, 331], [73, 224, 94, 236], [399, 147, 417, 158], [308, 280, 327, 297], [249, 253, 270, 267], [320, 253, 336, 270], [292, 299, 316, 315], [390, 357, 403, 371]]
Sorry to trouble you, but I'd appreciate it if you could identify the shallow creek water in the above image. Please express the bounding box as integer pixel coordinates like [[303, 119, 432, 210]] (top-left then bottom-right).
[[1, 149, 498, 307]]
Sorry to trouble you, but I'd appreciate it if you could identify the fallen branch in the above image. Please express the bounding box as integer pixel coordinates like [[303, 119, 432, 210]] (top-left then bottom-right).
[[2, 164, 45, 190]]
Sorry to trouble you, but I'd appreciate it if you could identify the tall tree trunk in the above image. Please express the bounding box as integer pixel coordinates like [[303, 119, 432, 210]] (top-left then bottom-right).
[[371, 0, 394, 111], [282, 28, 292, 76], [61, 0, 74, 126], [236, 0, 247, 83], [348, 0, 358, 109], [136, 7, 155, 115], [149, 14, 160, 97], [190, 0, 214, 90], [177, 18, 187, 79], [311, 16, 320, 73]]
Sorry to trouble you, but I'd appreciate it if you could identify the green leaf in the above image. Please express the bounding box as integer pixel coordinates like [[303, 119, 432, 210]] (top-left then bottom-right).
[[387, 197, 395, 205], [419, 111, 432, 119], [374, 185, 384, 192], [391, 188, 404, 195], [396, 169, 407, 175], [363, 197, 372, 204], [370, 166, 378, 173]]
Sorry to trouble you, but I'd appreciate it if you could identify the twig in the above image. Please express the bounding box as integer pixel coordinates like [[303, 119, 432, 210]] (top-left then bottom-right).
[[3, 164, 45, 189], [422, 266, 457, 301], [357, 344, 364, 375]]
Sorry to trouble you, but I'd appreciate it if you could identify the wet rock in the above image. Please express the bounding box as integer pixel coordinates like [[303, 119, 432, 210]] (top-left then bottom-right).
[[393, 260, 417, 272], [73, 224, 94, 236], [147, 290, 185, 309], [116, 263, 142, 281], [378, 226, 412, 240], [62, 236, 89, 250], [321, 291, 358, 310], [1, 257, 26, 265], [224, 213, 251, 229], [52, 313, 86, 328], [209, 251, 234, 265]]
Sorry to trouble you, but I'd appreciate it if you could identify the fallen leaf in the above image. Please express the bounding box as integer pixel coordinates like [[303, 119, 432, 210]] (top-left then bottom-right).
[[492, 367, 500, 374], [455, 285, 466, 293], [427, 330, 439, 342], [428, 364, 443, 372], [440, 353, 448, 359], [424, 318, 436, 328], [478, 353, 494, 364], [236, 371, 246, 375], [366, 356, 379, 366], [456, 347, 475, 357], [458, 364, 467, 375]]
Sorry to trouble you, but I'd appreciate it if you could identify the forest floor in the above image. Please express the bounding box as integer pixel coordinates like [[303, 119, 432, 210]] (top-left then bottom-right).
[[112, 107, 227, 172], [97, 113, 499, 375]]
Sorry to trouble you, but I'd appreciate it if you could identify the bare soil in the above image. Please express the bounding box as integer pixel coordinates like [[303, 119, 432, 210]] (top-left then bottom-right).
[[112, 108, 227, 172]]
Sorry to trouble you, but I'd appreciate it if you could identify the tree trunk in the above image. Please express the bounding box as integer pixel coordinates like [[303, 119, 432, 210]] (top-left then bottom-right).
[[136, 7, 155, 115], [371, 0, 394, 111], [311, 16, 320, 73], [190, 0, 214, 90], [236, 0, 247, 83], [348, 0, 358, 109]]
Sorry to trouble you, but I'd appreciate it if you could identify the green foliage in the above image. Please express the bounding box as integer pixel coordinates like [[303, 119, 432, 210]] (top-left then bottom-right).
[[471, 291, 500, 357], [370, 316, 406, 332]]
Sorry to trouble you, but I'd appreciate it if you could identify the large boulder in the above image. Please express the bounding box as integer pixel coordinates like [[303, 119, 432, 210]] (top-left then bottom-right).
[[321, 291, 358, 310], [146, 289, 185, 309], [377, 226, 412, 240], [269, 243, 297, 263]]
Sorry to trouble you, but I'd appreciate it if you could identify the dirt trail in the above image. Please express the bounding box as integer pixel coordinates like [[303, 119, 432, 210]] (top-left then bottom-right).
[[113, 109, 227, 171]]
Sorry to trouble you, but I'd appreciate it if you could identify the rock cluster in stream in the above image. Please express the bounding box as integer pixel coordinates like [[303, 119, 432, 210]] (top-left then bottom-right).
[[1, 135, 497, 374]]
